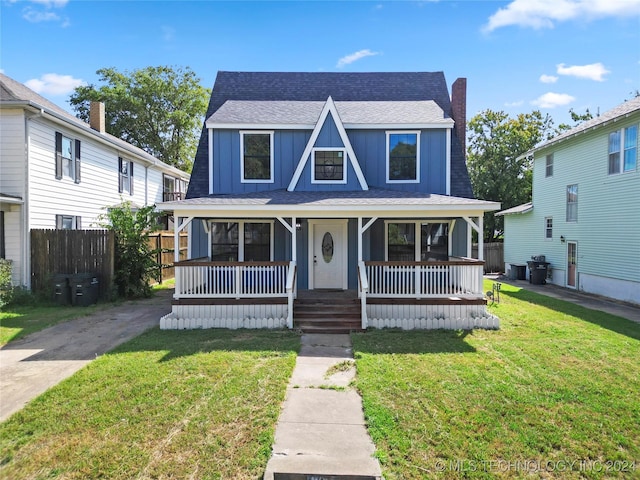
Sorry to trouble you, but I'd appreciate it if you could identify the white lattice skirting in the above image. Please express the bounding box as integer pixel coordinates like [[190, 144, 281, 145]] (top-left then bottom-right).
[[367, 304, 499, 330], [160, 304, 288, 330]]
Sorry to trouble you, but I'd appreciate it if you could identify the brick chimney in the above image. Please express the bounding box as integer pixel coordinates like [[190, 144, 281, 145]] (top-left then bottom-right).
[[89, 101, 106, 133], [451, 78, 467, 155]]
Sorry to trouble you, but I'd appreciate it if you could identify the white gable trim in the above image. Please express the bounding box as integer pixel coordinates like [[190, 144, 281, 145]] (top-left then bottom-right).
[[287, 96, 368, 191]]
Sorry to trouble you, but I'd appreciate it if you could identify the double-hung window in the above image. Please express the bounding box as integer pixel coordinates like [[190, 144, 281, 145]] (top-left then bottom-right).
[[609, 126, 638, 174], [386, 221, 449, 261], [566, 184, 578, 222], [312, 148, 346, 183], [210, 221, 273, 262], [545, 217, 553, 240], [241, 131, 273, 183], [55, 132, 81, 183], [56, 214, 81, 230], [386, 131, 419, 183], [545, 154, 554, 177], [118, 157, 134, 195]]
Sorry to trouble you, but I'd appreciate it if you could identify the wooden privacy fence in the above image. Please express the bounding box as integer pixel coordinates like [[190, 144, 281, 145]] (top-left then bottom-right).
[[147, 231, 188, 283], [472, 242, 504, 273], [31, 229, 114, 299]]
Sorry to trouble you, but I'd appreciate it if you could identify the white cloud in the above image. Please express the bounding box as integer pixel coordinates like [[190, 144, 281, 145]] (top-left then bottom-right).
[[25, 73, 85, 96], [556, 62, 610, 81], [20, 0, 69, 26], [483, 0, 640, 32], [540, 74, 558, 84], [531, 92, 576, 108], [336, 49, 380, 68], [23, 7, 59, 22]]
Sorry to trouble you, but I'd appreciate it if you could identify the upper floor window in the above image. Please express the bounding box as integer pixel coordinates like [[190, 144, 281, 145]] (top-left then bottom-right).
[[241, 131, 273, 183], [55, 132, 81, 183], [545, 217, 553, 240], [545, 154, 554, 177], [386, 131, 419, 183], [312, 149, 346, 184], [609, 126, 638, 174], [118, 157, 134, 195], [566, 184, 578, 222], [163, 174, 185, 201]]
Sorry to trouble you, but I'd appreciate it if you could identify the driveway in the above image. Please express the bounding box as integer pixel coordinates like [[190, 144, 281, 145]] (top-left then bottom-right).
[[0, 289, 172, 422]]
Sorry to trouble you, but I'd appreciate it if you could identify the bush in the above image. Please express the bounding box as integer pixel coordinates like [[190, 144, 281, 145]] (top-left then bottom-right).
[[0, 259, 35, 308], [98, 201, 161, 299]]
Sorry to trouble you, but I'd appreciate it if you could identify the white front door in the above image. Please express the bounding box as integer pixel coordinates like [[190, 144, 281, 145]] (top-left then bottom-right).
[[310, 220, 347, 289]]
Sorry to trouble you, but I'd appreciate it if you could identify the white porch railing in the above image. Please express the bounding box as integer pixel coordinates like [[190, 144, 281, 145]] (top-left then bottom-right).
[[365, 258, 485, 299], [174, 261, 291, 299]]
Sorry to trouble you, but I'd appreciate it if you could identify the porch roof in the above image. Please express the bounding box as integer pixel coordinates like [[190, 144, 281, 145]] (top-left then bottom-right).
[[158, 188, 500, 218]]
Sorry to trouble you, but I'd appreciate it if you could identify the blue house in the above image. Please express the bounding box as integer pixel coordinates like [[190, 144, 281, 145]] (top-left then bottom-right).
[[159, 71, 500, 331]]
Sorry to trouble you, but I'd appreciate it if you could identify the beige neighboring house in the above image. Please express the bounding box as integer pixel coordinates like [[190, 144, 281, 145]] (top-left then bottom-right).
[[0, 73, 190, 287]]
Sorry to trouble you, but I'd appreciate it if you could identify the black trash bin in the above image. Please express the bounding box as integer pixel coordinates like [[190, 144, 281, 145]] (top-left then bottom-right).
[[52, 274, 71, 305], [527, 259, 550, 285], [70, 273, 99, 306]]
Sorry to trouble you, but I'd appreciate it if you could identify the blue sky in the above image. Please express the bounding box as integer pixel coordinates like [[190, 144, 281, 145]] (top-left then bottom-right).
[[1, 0, 639, 127]]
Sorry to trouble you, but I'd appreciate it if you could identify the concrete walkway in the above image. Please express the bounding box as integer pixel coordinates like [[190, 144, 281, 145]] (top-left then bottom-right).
[[0, 290, 172, 422], [264, 334, 382, 480], [490, 276, 640, 324]]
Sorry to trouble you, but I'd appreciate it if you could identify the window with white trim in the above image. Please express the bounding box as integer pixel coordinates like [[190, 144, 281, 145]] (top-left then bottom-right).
[[566, 184, 578, 222], [118, 157, 134, 195], [386, 131, 419, 183], [545, 154, 554, 177], [55, 132, 81, 183], [609, 126, 638, 174], [210, 220, 274, 261], [545, 217, 553, 240], [385, 221, 449, 261], [241, 131, 273, 182], [312, 148, 346, 183], [56, 214, 81, 230]]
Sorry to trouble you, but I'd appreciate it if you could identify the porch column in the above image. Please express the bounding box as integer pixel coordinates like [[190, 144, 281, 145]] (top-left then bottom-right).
[[477, 215, 484, 261], [291, 216, 297, 262], [358, 217, 363, 262]]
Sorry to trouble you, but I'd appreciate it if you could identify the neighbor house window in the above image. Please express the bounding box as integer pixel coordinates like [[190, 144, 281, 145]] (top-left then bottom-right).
[[386, 131, 419, 182], [312, 149, 346, 183], [545, 217, 553, 240], [241, 131, 273, 182], [210, 221, 273, 261], [56, 214, 81, 230], [118, 158, 134, 195], [545, 154, 554, 177], [609, 126, 638, 174], [55, 132, 81, 183], [623, 125, 637, 172], [566, 184, 578, 222]]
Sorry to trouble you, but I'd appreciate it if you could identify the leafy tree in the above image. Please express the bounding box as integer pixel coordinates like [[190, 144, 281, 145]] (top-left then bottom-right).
[[557, 108, 594, 133], [467, 109, 555, 242], [70, 66, 209, 172], [98, 201, 161, 299]]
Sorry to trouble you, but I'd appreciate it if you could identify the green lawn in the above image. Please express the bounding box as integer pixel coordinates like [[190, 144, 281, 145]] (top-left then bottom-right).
[[353, 281, 640, 479], [0, 329, 299, 479]]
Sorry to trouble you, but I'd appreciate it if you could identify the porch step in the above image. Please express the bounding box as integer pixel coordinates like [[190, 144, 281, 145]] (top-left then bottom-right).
[[294, 289, 364, 334]]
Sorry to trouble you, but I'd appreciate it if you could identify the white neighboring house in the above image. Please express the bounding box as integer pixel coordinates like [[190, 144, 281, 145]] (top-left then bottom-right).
[[0, 73, 190, 287], [498, 97, 640, 305]]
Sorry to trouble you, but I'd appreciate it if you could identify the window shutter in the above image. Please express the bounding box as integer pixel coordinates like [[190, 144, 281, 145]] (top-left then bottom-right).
[[75, 216, 82, 230], [74, 140, 81, 183], [55, 215, 62, 229], [129, 162, 134, 195], [55, 132, 63, 179], [118, 157, 123, 193]]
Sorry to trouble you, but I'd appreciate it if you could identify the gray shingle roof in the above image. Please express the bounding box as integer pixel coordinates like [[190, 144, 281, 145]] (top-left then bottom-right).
[[188, 71, 473, 199], [206, 99, 451, 126], [533, 96, 640, 152]]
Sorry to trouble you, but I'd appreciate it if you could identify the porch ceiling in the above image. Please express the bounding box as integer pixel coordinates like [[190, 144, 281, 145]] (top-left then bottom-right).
[[158, 188, 500, 218]]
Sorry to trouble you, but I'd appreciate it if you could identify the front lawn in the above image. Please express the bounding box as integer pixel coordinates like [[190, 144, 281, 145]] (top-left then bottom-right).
[[353, 281, 640, 479], [0, 329, 299, 479]]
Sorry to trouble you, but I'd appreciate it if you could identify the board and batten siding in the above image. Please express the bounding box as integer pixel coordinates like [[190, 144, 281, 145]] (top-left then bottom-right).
[[504, 112, 639, 303], [27, 117, 151, 229]]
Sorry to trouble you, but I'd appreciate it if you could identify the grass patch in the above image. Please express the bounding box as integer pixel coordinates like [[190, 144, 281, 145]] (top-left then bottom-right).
[[352, 280, 640, 479], [324, 359, 355, 378], [0, 328, 299, 479]]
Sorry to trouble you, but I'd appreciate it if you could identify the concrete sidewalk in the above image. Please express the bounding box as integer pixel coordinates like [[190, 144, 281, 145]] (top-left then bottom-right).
[[264, 334, 382, 480], [0, 289, 172, 422], [489, 276, 640, 324]]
